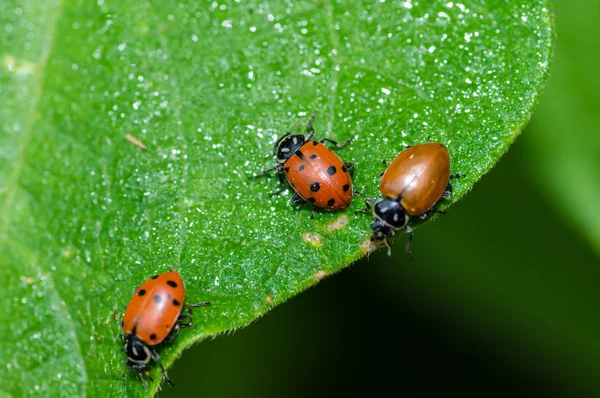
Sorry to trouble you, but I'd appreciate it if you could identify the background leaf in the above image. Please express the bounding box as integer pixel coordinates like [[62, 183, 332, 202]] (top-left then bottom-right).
[[0, 0, 553, 396], [526, 0, 600, 256]]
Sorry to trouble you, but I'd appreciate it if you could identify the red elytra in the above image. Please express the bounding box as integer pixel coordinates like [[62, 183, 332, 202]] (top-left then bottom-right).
[[380, 142, 451, 216], [122, 271, 185, 345], [284, 140, 353, 210]]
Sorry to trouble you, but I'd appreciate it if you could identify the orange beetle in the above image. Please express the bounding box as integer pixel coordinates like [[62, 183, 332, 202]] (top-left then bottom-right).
[[121, 271, 210, 386], [362, 142, 464, 257], [253, 113, 357, 216]]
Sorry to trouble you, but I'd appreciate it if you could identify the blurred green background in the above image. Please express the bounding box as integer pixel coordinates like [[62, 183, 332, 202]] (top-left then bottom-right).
[[163, 0, 600, 396]]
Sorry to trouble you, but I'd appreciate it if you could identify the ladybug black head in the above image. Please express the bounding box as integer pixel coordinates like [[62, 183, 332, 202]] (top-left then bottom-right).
[[274, 133, 307, 163], [124, 333, 152, 370], [371, 199, 409, 240]]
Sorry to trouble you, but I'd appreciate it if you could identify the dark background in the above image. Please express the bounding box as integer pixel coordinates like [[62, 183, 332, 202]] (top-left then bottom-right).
[[162, 0, 600, 395]]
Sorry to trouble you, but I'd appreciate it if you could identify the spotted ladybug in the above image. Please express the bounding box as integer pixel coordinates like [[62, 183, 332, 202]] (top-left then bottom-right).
[[361, 142, 464, 257], [120, 270, 210, 386], [253, 113, 357, 216]]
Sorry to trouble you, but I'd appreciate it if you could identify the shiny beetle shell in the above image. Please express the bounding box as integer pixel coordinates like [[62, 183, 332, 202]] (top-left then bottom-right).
[[122, 271, 185, 345], [284, 140, 353, 210], [380, 142, 451, 216]]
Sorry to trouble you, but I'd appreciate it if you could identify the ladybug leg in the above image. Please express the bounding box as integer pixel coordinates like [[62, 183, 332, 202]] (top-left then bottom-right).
[[269, 171, 288, 196], [140, 371, 151, 390], [419, 209, 446, 220], [164, 324, 182, 343], [443, 173, 465, 197], [164, 301, 210, 342], [320, 136, 353, 149], [310, 207, 319, 219], [305, 112, 316, 140], [123, 368, 149, 390], [122, 367, 133, 380], [343, 162, 355, 177], [290, 192, 306, 204], [150, 348, 174, 387], [355, 198, 376, 215], [383, 239, 392, 257], [378, 160, 391, 180], [404, 225, 415, 260], [252, 163, 282, 179], [132, 286, 138, 294]]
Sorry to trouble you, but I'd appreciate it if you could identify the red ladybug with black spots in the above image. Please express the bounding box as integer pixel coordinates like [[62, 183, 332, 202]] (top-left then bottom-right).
[[253, 113, 357, 216], [120, 270, 210, 386]]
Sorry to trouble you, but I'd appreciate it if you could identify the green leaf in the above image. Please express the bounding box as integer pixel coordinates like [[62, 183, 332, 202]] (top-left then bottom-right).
[[526, 0, 600, 256], [0, 0, 553, 395]]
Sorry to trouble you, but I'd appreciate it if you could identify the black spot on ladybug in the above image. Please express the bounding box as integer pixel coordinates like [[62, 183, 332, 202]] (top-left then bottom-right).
[[312, 140, 319, 145], [172, 299, 181, 306], [166, 280, 178, 288], [310, 182, 321, 192], [150, 275, 159, 279], [342, 165, 348, 173], [284, 167, 290, 173], [307, 197, 316, 203], [327, 198, 335, 206], [327, 166, 336, 176], [299, 164, 305, 172], [342, 184, 350, 192], [310, 154, 317, 160], [153, 295, 163, 304], [295, 150, 304, 159], [138, 289, 146, 297], [150, 333, 157, 341]]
